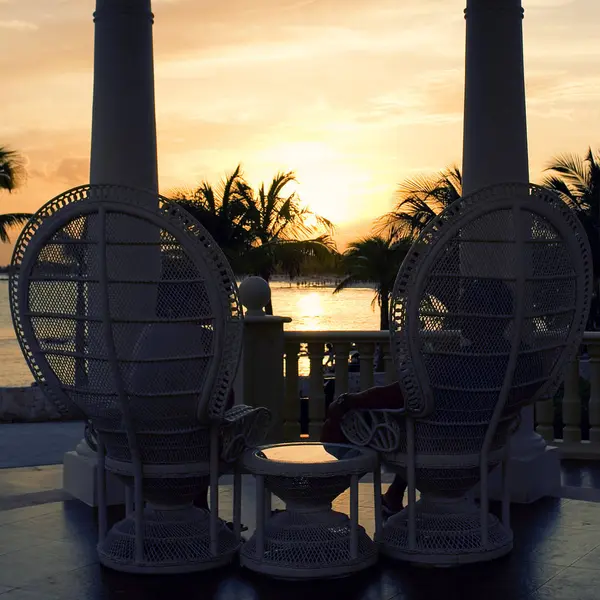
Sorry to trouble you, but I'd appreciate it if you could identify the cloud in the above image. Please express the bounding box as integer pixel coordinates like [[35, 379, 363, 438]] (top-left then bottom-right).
[[527, 0, 576, 6], [0, 19, 38, 30], [1, 0, 599, 254]]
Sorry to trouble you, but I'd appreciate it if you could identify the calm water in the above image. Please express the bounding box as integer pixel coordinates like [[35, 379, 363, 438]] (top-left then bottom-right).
[[0, 279, 379, 387]]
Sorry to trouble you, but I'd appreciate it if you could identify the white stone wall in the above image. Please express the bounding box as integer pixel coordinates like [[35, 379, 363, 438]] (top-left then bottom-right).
[[0, 385, 67, 422]]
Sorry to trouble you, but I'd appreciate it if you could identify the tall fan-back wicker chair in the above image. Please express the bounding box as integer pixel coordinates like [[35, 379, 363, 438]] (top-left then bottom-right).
[[341, 182, 592, 566], [9, 184, 271, 574]]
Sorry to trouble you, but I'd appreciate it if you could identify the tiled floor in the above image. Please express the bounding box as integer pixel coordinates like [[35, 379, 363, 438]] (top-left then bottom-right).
[[0, 479, 599, 599]]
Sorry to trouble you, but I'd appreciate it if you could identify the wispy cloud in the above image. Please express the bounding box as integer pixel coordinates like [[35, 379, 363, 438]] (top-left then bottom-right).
[[0, 19, 38, 31], [0, 0, 599, 247]]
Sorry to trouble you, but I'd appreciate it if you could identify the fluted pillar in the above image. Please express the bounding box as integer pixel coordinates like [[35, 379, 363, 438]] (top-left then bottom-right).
[[64, 0, 159, 507], [462, 0, 528, 194], [90, 0, 158, 192], [462, 0, 560, 503]]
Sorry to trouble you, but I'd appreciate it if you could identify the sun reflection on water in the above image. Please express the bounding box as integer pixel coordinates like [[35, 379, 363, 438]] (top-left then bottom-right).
[[296, 292, 323, 330]]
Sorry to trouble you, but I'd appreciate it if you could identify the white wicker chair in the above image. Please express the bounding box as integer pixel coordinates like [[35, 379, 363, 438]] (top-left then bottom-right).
[[341, 182, 592, 566], [9, 184, 271, 574]]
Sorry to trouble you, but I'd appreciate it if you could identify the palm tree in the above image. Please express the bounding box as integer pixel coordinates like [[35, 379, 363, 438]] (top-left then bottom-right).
[[0, 146, 33, 242], [169, 165, 252, 269], [239, 171, 336, 307], [379, 165, 462, 239], [543, 148, 600, 329], [334, 235, 413, 330]]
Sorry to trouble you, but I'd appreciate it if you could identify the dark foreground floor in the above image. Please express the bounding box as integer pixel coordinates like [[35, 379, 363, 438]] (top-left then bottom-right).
[[0, 496, 598, 600]]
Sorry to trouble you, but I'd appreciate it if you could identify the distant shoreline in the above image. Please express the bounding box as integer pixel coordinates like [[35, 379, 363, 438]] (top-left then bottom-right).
[[239, 274, 376, 289], [0, 269, 376, 289]]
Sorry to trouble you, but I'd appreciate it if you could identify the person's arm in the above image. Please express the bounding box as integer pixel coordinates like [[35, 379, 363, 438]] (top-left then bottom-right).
[[328, 382, 404, 419]]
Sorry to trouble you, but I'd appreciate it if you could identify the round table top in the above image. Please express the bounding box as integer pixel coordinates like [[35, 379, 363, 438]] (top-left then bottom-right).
[[242, 442, 377, 477]]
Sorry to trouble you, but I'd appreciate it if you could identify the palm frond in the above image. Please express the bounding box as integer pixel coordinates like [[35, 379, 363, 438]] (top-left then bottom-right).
[[0, 146, 26, 192], [0, 213, 32, 242]]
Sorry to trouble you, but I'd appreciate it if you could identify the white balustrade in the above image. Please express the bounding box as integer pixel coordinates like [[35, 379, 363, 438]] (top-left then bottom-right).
[[281, 331, 388, 441], [237, 279, 600, 458], [280, 331, 600, 456], [562, 360, 581, 444], [588, 337, 600, 445], [283, 341, 301, 441], [535, 332, 600, 459]]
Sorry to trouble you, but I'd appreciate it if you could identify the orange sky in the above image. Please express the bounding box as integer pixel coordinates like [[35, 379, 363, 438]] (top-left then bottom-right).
[[1, 0, 599, 263]]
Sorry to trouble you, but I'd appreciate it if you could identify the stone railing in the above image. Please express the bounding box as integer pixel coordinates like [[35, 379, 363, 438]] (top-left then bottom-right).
[[0, 384, 75, 423], [535, 332, 600, 459], [238, 277, 600, 459], [282, 330, 393, 440]]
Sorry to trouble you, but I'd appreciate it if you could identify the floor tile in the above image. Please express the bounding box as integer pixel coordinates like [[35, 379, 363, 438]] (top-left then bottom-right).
[[512, 526, 600, 567], [571, 544, 600, 570], [374, 556, 564, 600], [0, 503, 62, 527], [0, 590, 60, 600], [1, 466, 600, 599], [533, 566, 600, 600], [22, 562, 395, 600], [0, 539, 97, 588]]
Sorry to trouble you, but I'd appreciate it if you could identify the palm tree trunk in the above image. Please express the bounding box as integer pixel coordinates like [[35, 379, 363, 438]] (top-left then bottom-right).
[[380, 290, 390, 331]]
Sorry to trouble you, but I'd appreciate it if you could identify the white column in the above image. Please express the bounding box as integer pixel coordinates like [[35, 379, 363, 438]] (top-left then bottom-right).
[[462, 0, 528, 194], [462, 0, 560, 502], [238, 277, 292, 443], [90, 0, 158, 192], [64, 0, 159, 506]]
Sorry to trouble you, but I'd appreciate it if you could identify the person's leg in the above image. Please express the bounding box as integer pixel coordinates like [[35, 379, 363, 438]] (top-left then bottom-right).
[[382, 475, 407, 512]]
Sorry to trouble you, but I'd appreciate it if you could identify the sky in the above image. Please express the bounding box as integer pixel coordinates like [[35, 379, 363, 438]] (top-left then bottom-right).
[[1, 0, 599, 263]]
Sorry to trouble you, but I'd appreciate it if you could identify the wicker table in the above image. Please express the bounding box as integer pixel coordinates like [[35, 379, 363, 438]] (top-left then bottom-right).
[[240, 442, 381, 579]]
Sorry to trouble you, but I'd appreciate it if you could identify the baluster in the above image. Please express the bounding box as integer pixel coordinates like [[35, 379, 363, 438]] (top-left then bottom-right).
[[308, 342, 326, 439], [334, 342, 350, 398], [283, 341, 301, 442], [588, 342, 600, 444], [382, 344, 395, 385], [535, 396, 555, 443], [562, 359, 581, 443], [358, 342, 375, 391]]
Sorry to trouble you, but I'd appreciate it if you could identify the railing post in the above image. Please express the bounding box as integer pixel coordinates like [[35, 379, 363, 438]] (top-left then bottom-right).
[[307, 342, 326, 439], [588, 341, 600, 445], [334, 342, 350, 398], [535, 396, 555, 443], [358, 342, 375, 391], [562, 359, 582, 443], [238, 278, 291, 443], [382, 344, 396, 385], [283, 341, 301, 441]]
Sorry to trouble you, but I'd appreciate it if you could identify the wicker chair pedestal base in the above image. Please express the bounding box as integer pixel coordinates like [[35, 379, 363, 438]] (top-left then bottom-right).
[[240, 442, 381, 580], [379, 496, 513, 567], [241, 510, 377, 580], [98, 506, 240, 574]]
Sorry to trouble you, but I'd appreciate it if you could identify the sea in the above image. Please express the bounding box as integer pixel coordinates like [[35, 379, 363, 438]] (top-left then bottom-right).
[[0, 278, 380, 387]]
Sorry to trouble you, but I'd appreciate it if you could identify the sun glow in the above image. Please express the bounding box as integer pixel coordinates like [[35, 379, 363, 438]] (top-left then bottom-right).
[[297, 292, 322, 320], [252, 141, 376, 226]]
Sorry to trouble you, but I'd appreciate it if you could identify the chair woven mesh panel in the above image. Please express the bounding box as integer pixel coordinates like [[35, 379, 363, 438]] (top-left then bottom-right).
[[239, 443, 379, 579], [242, 510, 376, 569], [341, 183, 592, 566], [10, 184, 271, 574], [264, 475, 350, 503]]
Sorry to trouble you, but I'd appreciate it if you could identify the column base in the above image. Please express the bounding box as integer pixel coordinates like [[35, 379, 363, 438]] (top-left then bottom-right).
[[477, 445, 561, 504], [63, 450, 125, 507]]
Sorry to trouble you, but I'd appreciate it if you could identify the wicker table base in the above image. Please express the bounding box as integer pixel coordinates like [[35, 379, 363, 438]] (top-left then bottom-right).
[[240, 442, 380, 580]]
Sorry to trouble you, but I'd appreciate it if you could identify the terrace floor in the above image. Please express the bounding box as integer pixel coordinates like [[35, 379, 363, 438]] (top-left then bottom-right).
[[0, 466, 599, 600]]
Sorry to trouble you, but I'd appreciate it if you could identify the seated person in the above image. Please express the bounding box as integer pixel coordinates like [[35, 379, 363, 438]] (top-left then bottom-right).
[[320, 278, 542, 517]]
